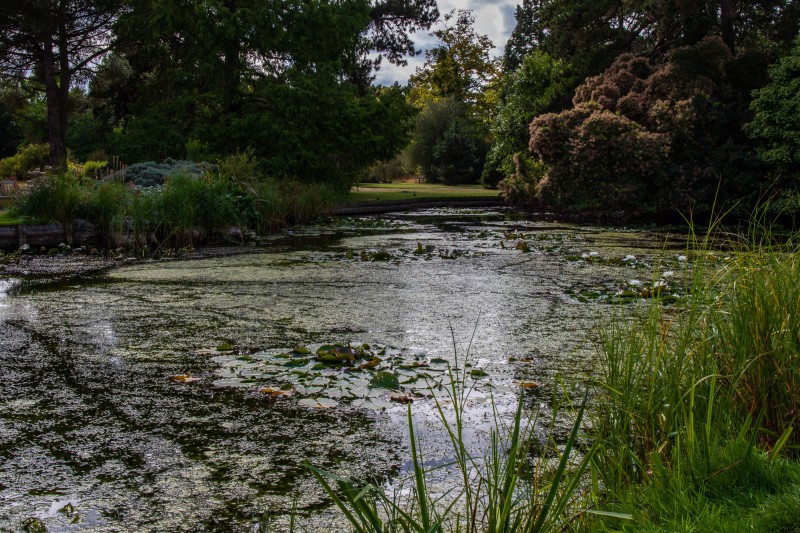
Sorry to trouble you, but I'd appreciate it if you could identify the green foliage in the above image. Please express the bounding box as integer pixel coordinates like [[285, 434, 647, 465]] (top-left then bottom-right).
[[0, 103, 23, 158], [746, 36, 800, 186], [588, 220, 800, 530], [108, 0, 427, 184], [361, 152, 414, 183], [11, 158, 336, 250], [430, 117, 486, 184], [408, 9, 498, 121], [247, 178, 338, 229], [13, 173, 85, 239], [118, 159, 215, 188], [497, 154, 547, 209], [408, 98, 486, 184], [84, 181, 128, 248], [483, 51, 570, 188], [0, 143, 51, 178]]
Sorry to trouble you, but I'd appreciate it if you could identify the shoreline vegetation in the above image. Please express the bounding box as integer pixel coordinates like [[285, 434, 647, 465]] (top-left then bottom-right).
[[306, 216, 800, 532]]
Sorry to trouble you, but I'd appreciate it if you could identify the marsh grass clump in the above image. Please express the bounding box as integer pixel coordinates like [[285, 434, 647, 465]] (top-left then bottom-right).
[[590, 215, 800, 529], [10, 152, 341, 252]]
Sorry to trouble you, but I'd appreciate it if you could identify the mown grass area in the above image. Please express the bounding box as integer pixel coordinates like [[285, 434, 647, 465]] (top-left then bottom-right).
[[345, 182, 501, 203], [0, 210, 31, 226]]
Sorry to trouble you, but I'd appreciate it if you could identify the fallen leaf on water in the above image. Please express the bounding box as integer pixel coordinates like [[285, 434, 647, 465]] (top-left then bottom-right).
[[517, 381, 540, 389], [259, 386, 294, 398], [390, 392, 414, 403], [169, 373, 201, 383]]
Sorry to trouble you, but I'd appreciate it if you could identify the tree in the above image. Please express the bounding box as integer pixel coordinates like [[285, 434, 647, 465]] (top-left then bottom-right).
[[408, 9, 498, 119], [746, 36, 800, 186], [516, 1, 800, 88], [0, 1, 117, 168], [523, 37, 762, 215], [502, 0, 545, 72], [105, 0, 434, 185], [483, 51, 569, 187]]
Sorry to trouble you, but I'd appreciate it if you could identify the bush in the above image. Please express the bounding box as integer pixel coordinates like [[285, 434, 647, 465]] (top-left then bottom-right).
[[116, 158, 217, 188], [361, 152, 413, 183], [0, 143, 51, 178], [746, 35, 800, 188], [526, 37, 764, 216], [83, 160, 109, 178], [13, 173, 86, 241]]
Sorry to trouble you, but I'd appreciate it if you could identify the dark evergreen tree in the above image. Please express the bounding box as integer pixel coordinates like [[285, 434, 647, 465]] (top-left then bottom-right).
[[0, 0, 118, 168]]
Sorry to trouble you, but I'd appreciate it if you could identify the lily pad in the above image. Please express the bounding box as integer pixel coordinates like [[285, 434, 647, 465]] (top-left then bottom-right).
[[370, 371, 400, 390], [298, 398, 338, 409]]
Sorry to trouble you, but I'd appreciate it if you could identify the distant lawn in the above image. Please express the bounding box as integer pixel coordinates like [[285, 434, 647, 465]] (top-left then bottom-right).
[[345, 182, 501, 203], [0, 210, 29, 226]]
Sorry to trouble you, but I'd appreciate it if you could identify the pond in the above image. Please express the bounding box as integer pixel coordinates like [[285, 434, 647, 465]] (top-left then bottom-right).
[[0, 208, 688, 531]]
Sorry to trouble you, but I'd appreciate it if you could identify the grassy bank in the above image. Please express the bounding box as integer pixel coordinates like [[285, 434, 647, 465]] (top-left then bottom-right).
[[0, 210, 31, 226], [6, 164, 339, 251], [589, 223, 800, 531], [346, 182, 501, 203], [307, 221, 800, 531]]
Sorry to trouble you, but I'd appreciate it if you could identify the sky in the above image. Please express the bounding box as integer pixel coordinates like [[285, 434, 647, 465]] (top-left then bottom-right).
[[373, 0, 520, 85]]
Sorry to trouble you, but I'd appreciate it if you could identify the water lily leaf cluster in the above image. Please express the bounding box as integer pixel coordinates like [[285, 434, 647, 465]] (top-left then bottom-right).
[[208, 343, 458, 410]]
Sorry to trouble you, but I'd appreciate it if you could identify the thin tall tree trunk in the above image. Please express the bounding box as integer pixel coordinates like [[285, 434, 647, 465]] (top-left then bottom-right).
[[41, 41, 67, 170], [720, 0, 736, 54]]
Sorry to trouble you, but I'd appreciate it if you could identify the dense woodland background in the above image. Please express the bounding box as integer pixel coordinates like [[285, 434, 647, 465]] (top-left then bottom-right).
[[1, 0, 799, 219]]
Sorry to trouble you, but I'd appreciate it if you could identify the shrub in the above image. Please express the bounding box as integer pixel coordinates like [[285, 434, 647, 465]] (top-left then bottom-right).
[[116, 158, 217, 188], [525, 37, 764, 216], [0, 143, 51, 178], [13, 173, 86, 241], [83, 160, 109, 178], [746, 35, 800, 188]]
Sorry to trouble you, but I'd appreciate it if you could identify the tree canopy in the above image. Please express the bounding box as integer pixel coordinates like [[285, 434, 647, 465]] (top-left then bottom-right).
[[0, 0, 118, 167]]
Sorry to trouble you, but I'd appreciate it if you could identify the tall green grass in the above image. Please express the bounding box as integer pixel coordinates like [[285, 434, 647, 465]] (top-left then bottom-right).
[[10, 158, 339, 251], [308, 337, 595, 532], [589, 218, 800, 529]]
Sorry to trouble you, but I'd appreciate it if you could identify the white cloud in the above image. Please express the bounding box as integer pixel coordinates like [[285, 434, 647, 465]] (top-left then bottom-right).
[[373, 0, 520, 85]]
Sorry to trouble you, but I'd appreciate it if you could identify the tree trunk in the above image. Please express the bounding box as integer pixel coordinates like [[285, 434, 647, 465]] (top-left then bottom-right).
[[720, 0, 736, 55], [41, 41, 67, 170], [222, 1, 242, 113]]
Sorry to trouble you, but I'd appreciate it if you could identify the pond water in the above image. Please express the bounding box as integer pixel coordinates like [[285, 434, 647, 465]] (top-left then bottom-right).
[[0, 208, 687, 531]]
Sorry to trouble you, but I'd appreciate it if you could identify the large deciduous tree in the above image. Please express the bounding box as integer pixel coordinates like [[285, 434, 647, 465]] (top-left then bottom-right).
[[525, 37, 763, 216], [746, 36, 800, 187], [107, 0, 435, 186], [0, 1, 117, 168], [408, 9, 498, 118]]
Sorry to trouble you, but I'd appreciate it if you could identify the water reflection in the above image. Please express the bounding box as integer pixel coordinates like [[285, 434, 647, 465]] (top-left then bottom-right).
[[0, 209, 685, 531]]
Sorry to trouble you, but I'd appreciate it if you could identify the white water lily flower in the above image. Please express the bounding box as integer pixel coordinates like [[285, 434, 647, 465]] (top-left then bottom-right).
[[589, 251, 599, 256], [629, 279, 642, 286], [581, 253, 589, 259], [662, 271, 674, 278], [677, 255, 687, 262], [623, 255, 636, 262], [653, 280, 668, 288]]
